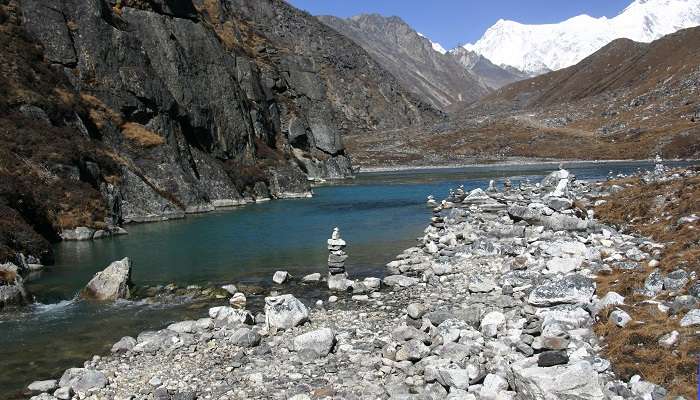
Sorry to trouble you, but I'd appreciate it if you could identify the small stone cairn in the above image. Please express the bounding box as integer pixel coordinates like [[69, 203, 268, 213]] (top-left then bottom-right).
[[327, 227, 349, 290]]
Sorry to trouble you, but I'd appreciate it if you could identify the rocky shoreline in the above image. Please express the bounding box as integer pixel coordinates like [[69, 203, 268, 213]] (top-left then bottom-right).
[[23, 165, 697, 400], [357, 158, 699, 173]]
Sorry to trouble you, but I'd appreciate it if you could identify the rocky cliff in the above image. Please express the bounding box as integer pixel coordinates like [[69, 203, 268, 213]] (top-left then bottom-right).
[[0, 0, 441, 265], [318, 14, 490, 111]]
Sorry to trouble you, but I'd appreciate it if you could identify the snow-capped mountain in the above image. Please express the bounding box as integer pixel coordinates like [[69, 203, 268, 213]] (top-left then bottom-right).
[[463, 0, 700, 74], [417, 32, 447, 54]]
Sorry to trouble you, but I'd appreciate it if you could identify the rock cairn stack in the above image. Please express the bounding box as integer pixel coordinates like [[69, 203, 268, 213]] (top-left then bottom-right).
[[327, 227, 349, 290]]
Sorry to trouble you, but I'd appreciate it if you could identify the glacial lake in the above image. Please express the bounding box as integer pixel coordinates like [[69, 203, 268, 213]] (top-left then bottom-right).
[[0, 160, 693, 397]]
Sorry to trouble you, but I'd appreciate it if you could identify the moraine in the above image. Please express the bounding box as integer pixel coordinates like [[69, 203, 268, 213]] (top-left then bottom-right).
[[0, 160, 692, 398]]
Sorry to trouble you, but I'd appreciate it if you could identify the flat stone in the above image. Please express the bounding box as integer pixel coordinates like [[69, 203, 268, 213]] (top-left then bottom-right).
[[383, 275, 419, 288], [511, 360, 605, 400], [27, 380, 58, 393], [301, 273, 321, 282], [528, 275, 595, 306]]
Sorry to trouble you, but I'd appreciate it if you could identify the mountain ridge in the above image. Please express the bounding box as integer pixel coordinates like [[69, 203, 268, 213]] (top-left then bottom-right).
[[463, 0, 700, 74], [318, 13, 491, 111]]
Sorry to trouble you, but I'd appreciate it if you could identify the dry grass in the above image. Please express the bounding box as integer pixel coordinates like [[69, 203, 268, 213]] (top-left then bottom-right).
[[81, 93, 123, 129], [0, 267, 17, 283], [120, 122, 165, 148], [594, 304, 699, 398], [593, 173, 700, 397]]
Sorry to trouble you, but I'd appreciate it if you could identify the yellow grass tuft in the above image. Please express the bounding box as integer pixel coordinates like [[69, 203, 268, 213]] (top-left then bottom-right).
[[120, 122, 165, 148]]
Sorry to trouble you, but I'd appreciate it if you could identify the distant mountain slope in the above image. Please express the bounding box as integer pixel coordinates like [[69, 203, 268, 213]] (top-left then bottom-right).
[[479, 27, 700, 111], [318, 14, 491, 111], [463, 0, 700, 74], [347, 27, 700, 168], [448, 47, 530, 90]]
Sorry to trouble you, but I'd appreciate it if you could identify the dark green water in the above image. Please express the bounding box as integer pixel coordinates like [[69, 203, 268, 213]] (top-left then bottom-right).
[[0, 161, 692, 397]]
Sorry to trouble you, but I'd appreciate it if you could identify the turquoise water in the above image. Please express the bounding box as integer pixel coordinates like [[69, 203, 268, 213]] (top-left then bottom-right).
[[0, 161, 692, 397]]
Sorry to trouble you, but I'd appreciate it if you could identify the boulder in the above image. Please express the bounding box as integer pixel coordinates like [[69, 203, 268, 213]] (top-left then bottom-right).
[[208, 306, 254, 325], [541, 169, 570, 189], [230, 328, 262, 347], [663, 269, 688, 291], [111, 336, 136, 353], [27, 380, 58, 393], [680, 309, 700, 327], [528, 275, 595, 306], [480, 311, 506, 337], [327, 273, 351, 291], [479, 374, 509, 400], [395, 339, 430, 362], [510, 359, 604, 400], [272, 271, 289, 284], [221, 284, 238, 295], [80, 258, 132, 301], [383, 275, 419, 288], [229, 292, 247, 308], [60, 227, 95, 241], [545, 257, 583, 274], [435, 368, 472, 390], [264, 294, 309, 330], [58, 368, 107, 393], [293, 328, 335, 357]]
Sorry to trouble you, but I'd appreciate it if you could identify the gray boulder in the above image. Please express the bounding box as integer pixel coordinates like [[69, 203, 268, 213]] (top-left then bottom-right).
[[663, 269, 688, 291], [27, 380, 58, 393], [60, 227, 95, 241], [680, 309, 700, 327], [110, 336, 136, 353], [230, 328, 262, 347], [383, 275, 419, 288], [293, 328, 336, 356], [510, 359, 605, 400], [58, 368, 107, 393], [273, 270, 289, 284], [81, 258, 132, 301], [528, 275, 595, 306], [264, 294, 309, 330]]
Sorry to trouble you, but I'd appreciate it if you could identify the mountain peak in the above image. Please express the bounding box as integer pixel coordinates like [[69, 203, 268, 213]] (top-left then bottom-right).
[[464, 0, 700, 74]]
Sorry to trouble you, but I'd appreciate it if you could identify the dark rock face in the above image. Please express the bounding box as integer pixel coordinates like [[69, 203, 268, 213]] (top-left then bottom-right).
[[448, 47, 530, 90], [318, 14, 489, 111], [1, 0, 441, 265]]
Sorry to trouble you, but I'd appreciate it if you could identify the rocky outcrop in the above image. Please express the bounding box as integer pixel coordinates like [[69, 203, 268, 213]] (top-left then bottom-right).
[[1, 0, 442, 265], [319, 14, 489, 111], [80, 258, 132, 301], [0, 262, 29, 309]]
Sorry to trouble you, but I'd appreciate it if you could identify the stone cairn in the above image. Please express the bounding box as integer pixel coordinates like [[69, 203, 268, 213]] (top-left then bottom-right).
[[327, 227, 349, 290]]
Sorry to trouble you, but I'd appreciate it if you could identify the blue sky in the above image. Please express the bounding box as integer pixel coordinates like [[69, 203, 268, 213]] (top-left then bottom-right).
[[287, 0, 633, 49]]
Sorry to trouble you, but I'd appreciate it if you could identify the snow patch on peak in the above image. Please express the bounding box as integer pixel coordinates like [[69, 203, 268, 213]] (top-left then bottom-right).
[[464, 0, 700, 74], [417, 32, 447, 54]]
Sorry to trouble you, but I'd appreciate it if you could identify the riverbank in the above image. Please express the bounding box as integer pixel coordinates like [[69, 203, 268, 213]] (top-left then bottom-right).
[[358, 158, 700, 173], [23, 164, 698, 399]]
